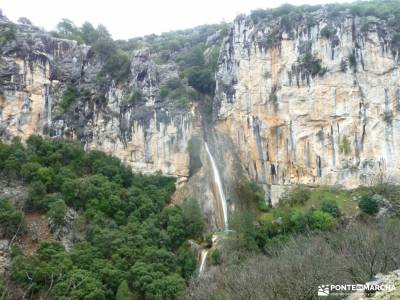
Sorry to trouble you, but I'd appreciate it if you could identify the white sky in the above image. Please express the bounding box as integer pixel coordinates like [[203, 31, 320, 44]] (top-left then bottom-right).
[[1, 0, 351, 40]]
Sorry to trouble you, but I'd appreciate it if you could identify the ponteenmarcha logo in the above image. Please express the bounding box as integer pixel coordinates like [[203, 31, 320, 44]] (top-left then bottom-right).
[[318, 285, 329, 296]]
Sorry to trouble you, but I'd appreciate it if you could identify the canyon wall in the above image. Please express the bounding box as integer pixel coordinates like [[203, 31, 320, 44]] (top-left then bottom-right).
[[0, 15, 198, 181], [1, 8, 400, 208], [214, 10, 400, 203]]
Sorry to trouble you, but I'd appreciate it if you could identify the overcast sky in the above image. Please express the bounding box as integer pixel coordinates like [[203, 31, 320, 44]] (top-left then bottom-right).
[[1, 0, 351, 40]]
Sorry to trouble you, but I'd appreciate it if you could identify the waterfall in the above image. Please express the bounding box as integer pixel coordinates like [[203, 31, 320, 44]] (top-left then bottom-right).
[[198, 249, 209, 276], [205, 143, 228, 229]]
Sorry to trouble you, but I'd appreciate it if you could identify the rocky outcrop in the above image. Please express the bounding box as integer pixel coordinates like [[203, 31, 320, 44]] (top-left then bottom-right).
[[347, 269, 400, 300], [214, 9, 400, 204], [0, 16, 198, 180]]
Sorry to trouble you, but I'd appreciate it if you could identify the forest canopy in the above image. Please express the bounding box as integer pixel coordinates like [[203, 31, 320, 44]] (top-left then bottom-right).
[[0, 136, 204, 299]]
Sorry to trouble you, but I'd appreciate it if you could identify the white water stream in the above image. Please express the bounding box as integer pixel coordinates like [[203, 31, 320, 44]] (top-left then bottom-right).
[[198, 249, 209, 276], [205, 142, 228, 230]]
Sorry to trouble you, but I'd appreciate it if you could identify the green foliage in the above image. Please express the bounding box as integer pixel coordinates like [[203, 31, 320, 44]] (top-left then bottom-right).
[[236, 178, 268, 212], [116, 280, 137, 300], [359, 195, 380, 215], [298, 53, 325, 77], [60, 85, 80, 112], [0, 199, 24, 239], [17, 17, 32, 25], [0, 23, 17, 46], [282, 185, 311, 206], [229, 211, 258, 252], [321, 200, 341, 218], [47, 199, 67, 226], [187, 67, 215, 96], [181, 198, 204, 240], [28, 181, 48, 211], [123, 88, 143, 105], [176, 243, 197, 281], [308, 210, 337, 231], [211, 249, 222, 265], [339, 136, 351, 156], [320, 24, 336, 39], [187, 136, 202, 176], [250, 0, 400, 28], [0, 136, 197, 299], [99, 49, 131, 84], [53, 19, 84, 43], [349, 51, 357, 72]]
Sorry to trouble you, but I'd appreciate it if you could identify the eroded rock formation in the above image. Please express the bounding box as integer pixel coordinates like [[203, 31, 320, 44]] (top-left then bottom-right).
[[214, 10, 400, 203]]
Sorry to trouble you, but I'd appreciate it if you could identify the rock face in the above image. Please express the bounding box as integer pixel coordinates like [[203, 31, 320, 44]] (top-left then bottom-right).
[[1, 7, 400, 207], [347, 269, 400, 300], [214, 10, 400, 203], [0, 15, 197, 180]]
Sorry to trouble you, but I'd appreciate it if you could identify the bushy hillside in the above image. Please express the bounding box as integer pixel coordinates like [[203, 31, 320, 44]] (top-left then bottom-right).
[[0, 136, 203, 299]]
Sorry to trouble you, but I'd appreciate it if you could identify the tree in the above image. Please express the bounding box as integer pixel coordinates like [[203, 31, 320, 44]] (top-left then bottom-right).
[[359, 195, 379, 215], [283, 185, 310, 206], [17, 17, 32, 25], [187, 67, 215, 96], [55, 19, 83, 43], [181, 198, 204, 240], [308, 210, 336, 231], [116, 280, 137, 300], [211, 249, 222, 265], [176, 244, 197, 280], [321, 200, 341, 218], [0, 200, 24, 239], [229, 211, 258, 252], [28, 181, 48, 211], [47, 199, 67, 226]]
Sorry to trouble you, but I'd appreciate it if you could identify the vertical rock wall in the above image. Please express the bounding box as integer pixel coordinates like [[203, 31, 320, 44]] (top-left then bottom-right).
[[214, 11, 400, 203]]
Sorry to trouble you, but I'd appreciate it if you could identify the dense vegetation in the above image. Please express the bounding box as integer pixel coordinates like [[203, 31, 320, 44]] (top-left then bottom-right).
[[250, 0, 400, 56], [189, 184, 400, 298], [190, 219, 400, 299], [0, 136, 204, 299], [49, 18, 225, 112], [250, 0, 400, 26]]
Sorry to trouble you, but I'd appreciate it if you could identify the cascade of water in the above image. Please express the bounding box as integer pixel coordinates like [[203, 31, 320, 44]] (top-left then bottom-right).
[[205, 142, 228, 229], [198, 249, 209, 276]]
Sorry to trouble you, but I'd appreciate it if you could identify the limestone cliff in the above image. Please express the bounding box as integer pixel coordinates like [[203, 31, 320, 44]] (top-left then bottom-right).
[[0, 13, 200, 181], [1, 5, 400, 210], [214, 9, 400, 203]]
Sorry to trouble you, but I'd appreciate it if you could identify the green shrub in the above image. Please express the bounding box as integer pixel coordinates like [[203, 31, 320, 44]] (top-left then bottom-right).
[[204, 233, 213, 248], [229, 211, 258, 252], [0, 200, 24, 238], [320, 25, 336, 39], [28, 181, 48, 211], [297, 53, 326, 77], [181, 198, 204, 240], [211, 249, 222, 265], [339, 136, 351, 156], [116, 280, 137, 300], [187, 137, 202, 176], [289, 210, 308, 232], [126, 88, 143, 105], [47, 199, 67, 226], [308, 210, 336, 231], [349, 51, 357, 72], [187, 67, 215, 96], [0, 23, 17, 46], [359, 195, 379, 215], [321, 200, 341, 218], [60, 86, 79, 112], [236, 178, 268, 212], [284, 185, 311, 206]]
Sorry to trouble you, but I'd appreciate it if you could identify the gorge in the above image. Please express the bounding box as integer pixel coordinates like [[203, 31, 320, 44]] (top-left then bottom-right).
[[1, 0, 400, 298]]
